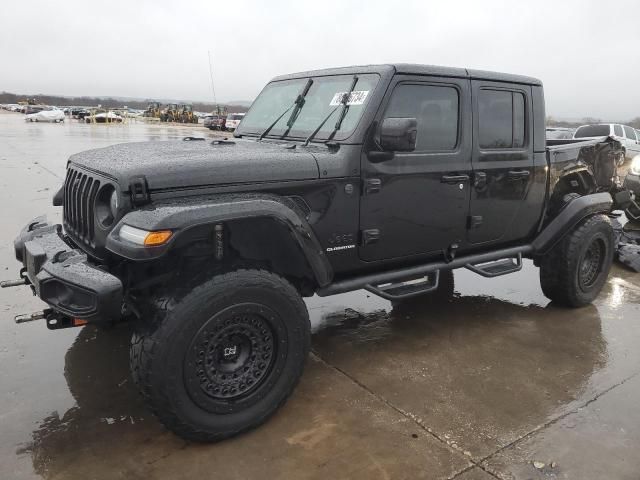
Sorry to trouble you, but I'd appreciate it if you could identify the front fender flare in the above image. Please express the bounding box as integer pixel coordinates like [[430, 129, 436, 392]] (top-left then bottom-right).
[[106, 194, 333, 287]]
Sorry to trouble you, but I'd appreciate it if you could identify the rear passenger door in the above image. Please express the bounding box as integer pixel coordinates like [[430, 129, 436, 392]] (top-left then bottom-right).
[[468, 81, 535, 245]]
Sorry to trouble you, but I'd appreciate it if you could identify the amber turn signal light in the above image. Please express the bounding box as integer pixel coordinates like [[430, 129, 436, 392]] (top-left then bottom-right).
[[119, 225, 174, 247], [143, 230, 173, 246]]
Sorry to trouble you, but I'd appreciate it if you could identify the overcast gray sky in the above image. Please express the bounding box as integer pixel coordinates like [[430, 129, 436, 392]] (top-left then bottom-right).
[[1, 0, 639, 120]]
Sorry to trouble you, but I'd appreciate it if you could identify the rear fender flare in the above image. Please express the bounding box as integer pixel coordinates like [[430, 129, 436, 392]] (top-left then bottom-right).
[[532, 192, 613, 255]]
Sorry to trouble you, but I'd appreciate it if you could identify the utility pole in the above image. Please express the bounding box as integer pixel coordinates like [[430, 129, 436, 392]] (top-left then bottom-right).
[[208, 50, 218, 112]]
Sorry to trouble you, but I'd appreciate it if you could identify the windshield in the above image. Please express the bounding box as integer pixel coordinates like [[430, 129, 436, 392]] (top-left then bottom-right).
[[237, 73, 379, 141], [574, 124, 610, 138], [228, 114, 244, 120]]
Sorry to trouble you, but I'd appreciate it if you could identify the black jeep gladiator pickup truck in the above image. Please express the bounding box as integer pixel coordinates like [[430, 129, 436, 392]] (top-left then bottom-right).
[[5, 64, 634, 442]]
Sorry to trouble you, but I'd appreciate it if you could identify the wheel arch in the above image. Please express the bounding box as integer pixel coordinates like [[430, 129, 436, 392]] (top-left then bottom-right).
[[106, 193, 333, 292], [550, 167, 598, 201]]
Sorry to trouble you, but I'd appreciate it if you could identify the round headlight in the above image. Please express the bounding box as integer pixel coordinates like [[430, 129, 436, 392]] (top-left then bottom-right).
[[95, 185, 116, 228], [110, 189, 119, 216]]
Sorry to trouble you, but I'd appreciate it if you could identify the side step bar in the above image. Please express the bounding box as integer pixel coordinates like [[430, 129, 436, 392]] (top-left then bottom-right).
[[465, 254, 523, 278], [317, 245, 533, 297], [365, 271, 440, 301]]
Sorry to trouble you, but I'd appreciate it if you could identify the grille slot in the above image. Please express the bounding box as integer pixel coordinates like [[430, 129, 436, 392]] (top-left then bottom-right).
[[63, 168, 101, 245]]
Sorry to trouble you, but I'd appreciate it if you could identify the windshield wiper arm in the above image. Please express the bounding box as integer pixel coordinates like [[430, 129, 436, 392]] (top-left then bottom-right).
[[257, 78, 313, 141], [326, 75, 359, 142], [302, 75, 358, 147], [274, 78, 313, 140]]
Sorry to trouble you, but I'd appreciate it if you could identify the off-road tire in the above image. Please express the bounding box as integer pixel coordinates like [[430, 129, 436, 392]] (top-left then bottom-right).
[[539, 214, 614, 307], [130, 269, 310, 442]]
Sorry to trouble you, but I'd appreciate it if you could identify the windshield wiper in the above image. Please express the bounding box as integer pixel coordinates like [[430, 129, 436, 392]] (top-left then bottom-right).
[[257, 78, 312, 141], [257, 78, 313, 141], [302, 75, 358, 147]]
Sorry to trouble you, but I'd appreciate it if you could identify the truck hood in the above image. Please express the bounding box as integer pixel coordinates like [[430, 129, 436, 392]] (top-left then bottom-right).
[[68, 139, 320, 191]]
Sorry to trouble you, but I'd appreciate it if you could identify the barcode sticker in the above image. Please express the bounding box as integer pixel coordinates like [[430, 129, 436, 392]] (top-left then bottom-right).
[[329, 90, 369, 106]]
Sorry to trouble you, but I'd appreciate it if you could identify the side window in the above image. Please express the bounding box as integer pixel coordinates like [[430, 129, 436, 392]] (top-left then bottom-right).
[[623, 125, 636, 140], [478, 89, 527, 149], [614, 124, 623, 136], [384, 84, 459, 151]]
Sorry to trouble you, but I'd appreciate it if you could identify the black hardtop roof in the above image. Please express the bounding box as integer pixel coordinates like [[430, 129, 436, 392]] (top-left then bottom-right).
[[271, 64, 542, 86]]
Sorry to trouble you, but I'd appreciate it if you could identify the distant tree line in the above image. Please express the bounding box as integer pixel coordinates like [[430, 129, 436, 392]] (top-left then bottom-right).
[[0, 91, 250, 113], [546, 116, 640, 129]]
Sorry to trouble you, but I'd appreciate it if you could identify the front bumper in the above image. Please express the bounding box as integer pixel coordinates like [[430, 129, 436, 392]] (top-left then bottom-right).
[[13, 216, 123, 323]]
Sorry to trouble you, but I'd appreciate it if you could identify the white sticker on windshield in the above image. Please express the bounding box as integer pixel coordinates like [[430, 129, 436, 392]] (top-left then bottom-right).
[[329, 90, 369, 106]]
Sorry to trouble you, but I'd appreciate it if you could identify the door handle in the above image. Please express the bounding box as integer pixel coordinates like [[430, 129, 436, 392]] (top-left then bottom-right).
[[441, 174, 470, 184], [507, 170, 530, 181]]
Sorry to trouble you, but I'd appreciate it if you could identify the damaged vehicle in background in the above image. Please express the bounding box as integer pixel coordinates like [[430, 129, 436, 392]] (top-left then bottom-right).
[[574, 123, 640, 166], [4, 63, 636, 443], [615, 156, 640, 272], [624, 156, 640, 222]]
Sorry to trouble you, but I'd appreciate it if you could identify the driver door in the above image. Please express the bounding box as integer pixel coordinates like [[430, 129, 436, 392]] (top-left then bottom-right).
[[359, 76, 472, 262]]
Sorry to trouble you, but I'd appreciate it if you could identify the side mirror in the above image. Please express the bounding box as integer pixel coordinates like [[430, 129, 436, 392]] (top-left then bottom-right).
[[379, 117, 417, 152]]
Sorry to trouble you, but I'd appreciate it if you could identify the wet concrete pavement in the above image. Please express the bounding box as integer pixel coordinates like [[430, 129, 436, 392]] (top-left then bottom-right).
[[1, 110, 640, 479]]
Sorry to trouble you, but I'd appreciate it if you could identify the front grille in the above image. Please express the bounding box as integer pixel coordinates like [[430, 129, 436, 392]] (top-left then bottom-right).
[[63, 168, 101, 244]]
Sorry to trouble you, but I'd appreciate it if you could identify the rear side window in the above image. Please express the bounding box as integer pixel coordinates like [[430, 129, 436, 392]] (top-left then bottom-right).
[[614, 124, 623, 136], [478, 90, 526, 149], [384, 84, 459, 151], [574, 125, 611, 137], [623, 125, 637, 140]]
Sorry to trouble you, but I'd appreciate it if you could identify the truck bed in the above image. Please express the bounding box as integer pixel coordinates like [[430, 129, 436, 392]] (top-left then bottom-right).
[[546, 136, 624, 189]]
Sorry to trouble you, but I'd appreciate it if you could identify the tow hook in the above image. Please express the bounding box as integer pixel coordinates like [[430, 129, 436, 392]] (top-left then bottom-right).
[[1, 278, 28, 288], [1, 268, 30, 289], [13, 308, 88, 329], [14, 309, 52, 324]]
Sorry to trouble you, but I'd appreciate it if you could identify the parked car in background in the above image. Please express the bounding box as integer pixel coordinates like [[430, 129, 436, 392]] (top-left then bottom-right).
[[201, 114, 213, 126], [545, 127, 574, 140], [25, 107, 65, 123], [0, 104, 22, 111], [203, 114, 226, 130], [75, 109, 91, 120], [24, 105, 46, 115], [85, 111, 124, 123], [225, 112, 245, 131], [573, 123, 640, 163]]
